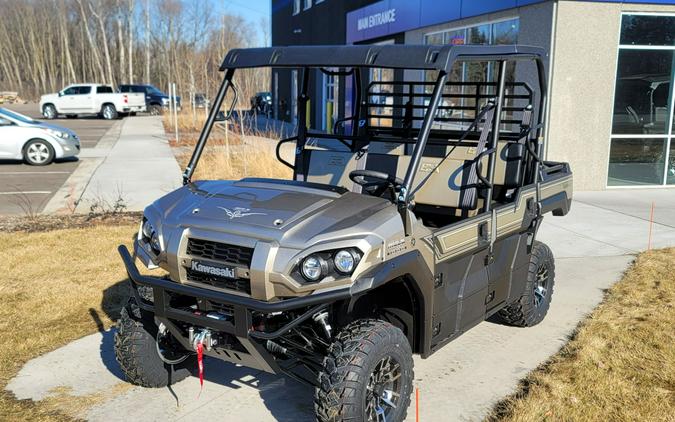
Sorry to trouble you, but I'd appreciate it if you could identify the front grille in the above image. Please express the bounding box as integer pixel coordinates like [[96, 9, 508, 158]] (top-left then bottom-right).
[[186, 238, 253, 266], [186, 268, 251, 295]]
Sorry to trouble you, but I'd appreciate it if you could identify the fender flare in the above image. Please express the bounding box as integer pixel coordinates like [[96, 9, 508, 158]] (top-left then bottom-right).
[[349, 250, 436, 357]]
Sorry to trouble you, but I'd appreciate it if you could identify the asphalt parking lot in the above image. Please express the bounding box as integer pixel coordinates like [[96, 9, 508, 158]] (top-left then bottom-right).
[[0, 103, 117, 215]]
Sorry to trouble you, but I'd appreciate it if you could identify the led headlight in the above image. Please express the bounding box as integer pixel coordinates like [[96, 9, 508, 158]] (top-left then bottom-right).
[[301, 256, 325, 281], [141, 219, 161, 254], [334, 250, 355, 274]]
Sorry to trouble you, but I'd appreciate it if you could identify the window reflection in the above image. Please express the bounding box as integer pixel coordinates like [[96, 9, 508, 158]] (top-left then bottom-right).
[[620, 15, 675, 46], [608, 138, 667, 186], [612, 50, 673, 135]]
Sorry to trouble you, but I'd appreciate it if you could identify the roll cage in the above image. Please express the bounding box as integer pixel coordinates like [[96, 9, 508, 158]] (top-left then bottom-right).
[[183, 44, 549, 232]]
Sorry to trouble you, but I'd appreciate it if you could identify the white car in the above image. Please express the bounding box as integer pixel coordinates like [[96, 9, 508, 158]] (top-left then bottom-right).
[[39, 83, 146, 120], [0, 107, 80, 165]]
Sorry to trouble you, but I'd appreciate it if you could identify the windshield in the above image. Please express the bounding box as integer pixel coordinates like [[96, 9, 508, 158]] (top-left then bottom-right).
[[146, 85, 166, 96], [0, 108, 38, 124]]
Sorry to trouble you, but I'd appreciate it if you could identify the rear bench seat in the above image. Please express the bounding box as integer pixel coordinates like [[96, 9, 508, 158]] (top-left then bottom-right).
[[303, 138, 524, 216]]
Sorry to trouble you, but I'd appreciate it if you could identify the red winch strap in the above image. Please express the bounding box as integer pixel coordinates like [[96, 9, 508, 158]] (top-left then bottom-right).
[[197, 342, 204, 393]]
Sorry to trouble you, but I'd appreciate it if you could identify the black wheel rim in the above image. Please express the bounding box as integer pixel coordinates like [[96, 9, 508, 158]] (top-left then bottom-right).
[[533, 264, 549, 308], [365, 355, 402, 422]]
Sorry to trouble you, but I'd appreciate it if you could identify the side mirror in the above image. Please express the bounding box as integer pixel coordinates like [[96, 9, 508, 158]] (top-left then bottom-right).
[[58, 91, 63, 97], [215, 110, 227, 122]]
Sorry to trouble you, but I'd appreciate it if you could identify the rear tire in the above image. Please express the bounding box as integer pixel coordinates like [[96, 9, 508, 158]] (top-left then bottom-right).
[[101, 104, 118, 120], [42, 104, 57, 119], [315, 319, 414, 422], [149, 104, 162, 115], [66, 114, 77, 119], [23, 139, 55, 166], [114, 299, 195, 388], [497, 241, 555, 327]]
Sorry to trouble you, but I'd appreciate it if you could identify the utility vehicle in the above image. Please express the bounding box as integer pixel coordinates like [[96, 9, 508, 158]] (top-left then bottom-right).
[[115, 44, 572, 422]]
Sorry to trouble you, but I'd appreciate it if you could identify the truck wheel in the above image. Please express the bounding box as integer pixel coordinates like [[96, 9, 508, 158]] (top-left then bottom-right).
[[315, 319, 414, 422], [114, 299, 195, 388], [101, 104, 118, 120], [497, 241, 555, 327], [149, 105, 162, 115], [66, 114, 77, 119], [42, 104, 57, 120], [24, 139, 55, 165]]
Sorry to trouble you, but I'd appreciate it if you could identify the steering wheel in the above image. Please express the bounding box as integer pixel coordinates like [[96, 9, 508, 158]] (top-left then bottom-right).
[[349, 170, 403, 197]]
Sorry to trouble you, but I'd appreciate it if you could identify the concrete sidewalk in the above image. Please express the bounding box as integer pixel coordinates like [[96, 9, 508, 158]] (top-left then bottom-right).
[[8, 189, 675, 421], [44, 116, 181, 214]]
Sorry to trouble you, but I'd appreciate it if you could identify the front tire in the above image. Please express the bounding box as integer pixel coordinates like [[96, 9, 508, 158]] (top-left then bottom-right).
[[149, 104, 163, 115], [114, 299, 195, 388], [315, 319, 414, 422], [24, 139, 55, 165], [497, 241, 555, 327], [101, 104, 118, 120]]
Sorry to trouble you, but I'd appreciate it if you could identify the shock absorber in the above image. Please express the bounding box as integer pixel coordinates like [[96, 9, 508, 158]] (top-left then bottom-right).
[[312, 311, 332, 339]]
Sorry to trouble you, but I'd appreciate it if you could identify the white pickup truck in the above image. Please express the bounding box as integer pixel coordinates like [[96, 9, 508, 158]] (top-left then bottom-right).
[[39, 84, 146, 120]]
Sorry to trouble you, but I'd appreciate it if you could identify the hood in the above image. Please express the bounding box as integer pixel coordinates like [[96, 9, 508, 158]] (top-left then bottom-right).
[[154, 179, 395, 247], [23, 120, 78, 138]]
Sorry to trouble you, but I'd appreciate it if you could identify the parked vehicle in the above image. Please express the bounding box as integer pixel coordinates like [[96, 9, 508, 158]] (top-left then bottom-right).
[[40, 84, 146, 120], [115, 45, 572, 422], [118, 84, 181, 115], [192, 93, 209, 109], [250, 91, 272, 115], [0, 107, 80, 165]]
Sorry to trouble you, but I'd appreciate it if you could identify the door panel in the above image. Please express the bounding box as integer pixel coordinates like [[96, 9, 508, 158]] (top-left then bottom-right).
[[429, 213, 491, 351], [0, 123, 23, 157], [486, 233, 525, 313]]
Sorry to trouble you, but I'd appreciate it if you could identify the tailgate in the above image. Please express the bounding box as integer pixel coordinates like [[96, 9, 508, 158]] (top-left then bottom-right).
[[122, 93, 146, 107]]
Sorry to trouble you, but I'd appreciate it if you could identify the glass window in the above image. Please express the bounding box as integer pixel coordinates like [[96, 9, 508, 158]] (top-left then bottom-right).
[[424, 32, 444, 46], [446, 29, 466, 46], [620, 15, 675, 46], [667, 142, 675, 184], [611, 50, 673, 135], [77, 86, 92, 94], [63, 86, 77, 95], [468, 24, 490, 45], [608, 138, 667, 186], [96, 86, 113, 94], [0, 117, 12, 126], [293, 0, 300, 15], [492, 19, 519, 45], [304, 0, 311, 10]]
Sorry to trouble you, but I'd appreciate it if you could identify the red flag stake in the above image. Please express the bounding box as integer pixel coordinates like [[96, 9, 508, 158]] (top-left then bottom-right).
[[416, 387, 420, 422], [197, 342, 204, 396]]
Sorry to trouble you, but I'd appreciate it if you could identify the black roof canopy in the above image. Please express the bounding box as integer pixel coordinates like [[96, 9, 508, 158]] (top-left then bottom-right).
[[219, 44, 547, 72]]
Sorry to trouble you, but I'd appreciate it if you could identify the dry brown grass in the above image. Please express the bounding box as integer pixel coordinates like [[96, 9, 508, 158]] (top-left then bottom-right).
[[182, 143, 294, 181], [490, 248, 675, 422], [0, 225, 137, 421]]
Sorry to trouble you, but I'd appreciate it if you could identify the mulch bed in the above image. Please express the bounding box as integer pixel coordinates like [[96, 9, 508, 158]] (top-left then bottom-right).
[[0, 212, 142, 233]]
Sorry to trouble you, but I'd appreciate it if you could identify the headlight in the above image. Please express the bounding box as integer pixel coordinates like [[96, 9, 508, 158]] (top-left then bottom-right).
[[297, 248, 361, 282], [141, 218, 161, 254], [301, 256, 325, 281], [45, 128, 69, 139], [161, 97, 169, 104], [334, 250, 355, 274]]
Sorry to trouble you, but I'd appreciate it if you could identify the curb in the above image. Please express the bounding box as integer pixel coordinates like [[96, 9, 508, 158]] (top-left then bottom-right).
[[42, 119, 124, 215]]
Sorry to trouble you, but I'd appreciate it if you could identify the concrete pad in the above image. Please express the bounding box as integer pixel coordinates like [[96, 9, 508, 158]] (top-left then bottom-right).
[[75, 116, 181, 212], [7, 330, 124, 401], [574, 189, 675, 228]]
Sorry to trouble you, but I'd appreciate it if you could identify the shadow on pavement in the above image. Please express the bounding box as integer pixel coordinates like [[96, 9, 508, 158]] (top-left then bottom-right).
[[92, 275, 314, 420]]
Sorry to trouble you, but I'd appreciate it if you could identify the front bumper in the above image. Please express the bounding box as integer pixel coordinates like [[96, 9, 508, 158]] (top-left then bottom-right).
[[118, 245, 350, 373]]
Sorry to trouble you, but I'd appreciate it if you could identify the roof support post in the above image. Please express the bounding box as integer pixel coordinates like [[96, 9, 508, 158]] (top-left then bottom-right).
[[483, 60, 507, 213], [399, 70, 447, 234], [293, 67, 311, 181], [183, 68, 234, 185]]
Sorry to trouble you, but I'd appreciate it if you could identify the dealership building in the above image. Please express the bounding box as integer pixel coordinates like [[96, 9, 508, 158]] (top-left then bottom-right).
[[271, 0, 675, 190]]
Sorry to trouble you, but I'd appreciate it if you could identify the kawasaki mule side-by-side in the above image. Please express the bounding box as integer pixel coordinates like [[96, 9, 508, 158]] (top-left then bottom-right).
[[114, 44, 572, 422]]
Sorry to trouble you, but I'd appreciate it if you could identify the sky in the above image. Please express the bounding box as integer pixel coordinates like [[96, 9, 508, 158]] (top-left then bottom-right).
[[213, 0, 272, 45]]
